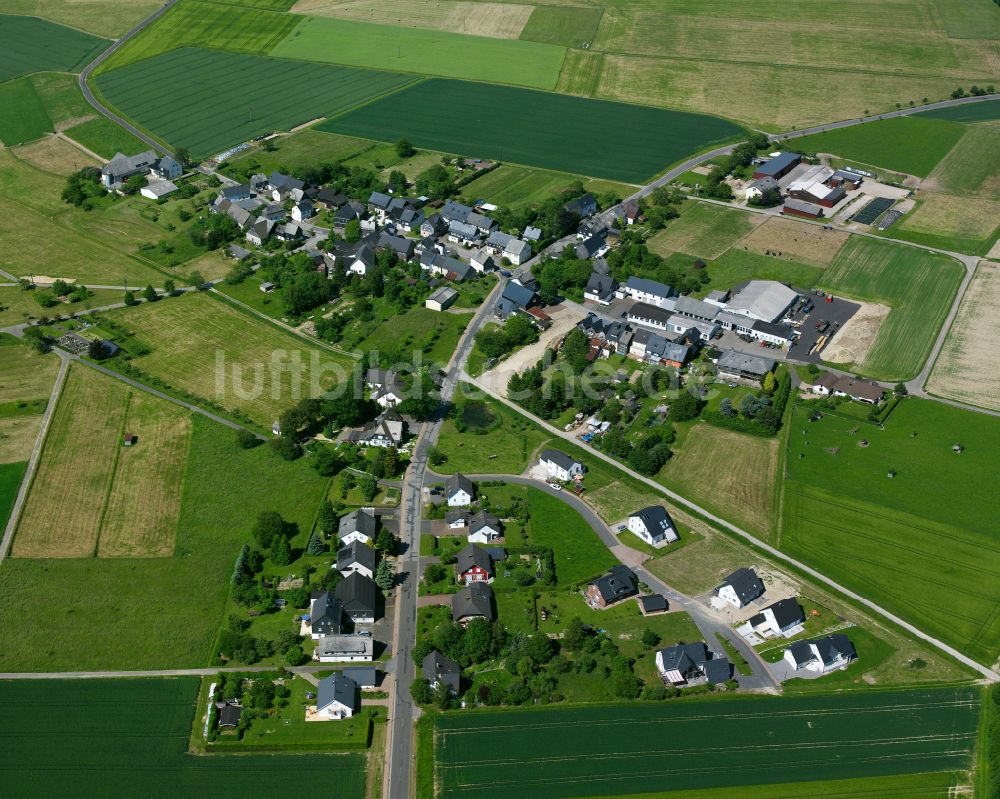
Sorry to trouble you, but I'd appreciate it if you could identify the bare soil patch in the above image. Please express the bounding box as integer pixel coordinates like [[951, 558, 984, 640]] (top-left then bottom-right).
[[822, 300, 891, 367], [741, 217, 848, 267], [11, 134, 100, 177], [290, 0, 532, 38]]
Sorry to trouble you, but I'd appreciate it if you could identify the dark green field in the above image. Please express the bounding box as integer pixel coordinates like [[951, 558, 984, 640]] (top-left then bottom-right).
[[920, 99, 1000, 123], [434, 687, 980, 799], [0, 460, 26, 532], [320, 78, 745, 183], [95, 47, 417, 157], [0, 14, 107, 81], [0, 678, 366, 797], [0, 76, 53, 145]]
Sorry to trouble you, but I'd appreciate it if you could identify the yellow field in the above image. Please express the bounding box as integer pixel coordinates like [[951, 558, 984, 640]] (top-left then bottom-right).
[[98, 390, 191, 557], [289, 0, 532, 38], [648, 202, 763, 260], [898, 191, 1000, 240], [0, 340, 60, 404], [13, 366, 128, 558], [740, 216, 848, 267], [662, 422, 778, 534], [10, 135, 100, 177], [107, 292, 355, 425], [927, 261, 1000, 411], [0, 415, 43, 464]]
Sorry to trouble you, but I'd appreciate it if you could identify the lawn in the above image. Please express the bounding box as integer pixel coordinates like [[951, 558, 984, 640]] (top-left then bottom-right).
[[433, 686, 980, 799], [781, 398, 1000, 664], [0, 413, 330, 671], [223, 128, 373, 182], [101, 292, 355, 426], [0, 679, 367, 795], [784, 116, 967, 178], [271, 16, 566, 90], [648, 202, 763, 260], [96, 47, 417, 158], [696, 250, 823, 295], [319, 78, 745, 183], [459, 165, 636, 210], [358, 305, 472, 367], [0, 14, 107, 81], [527, 487, 617, 585], [817, 236, 964, 380], [64, 115, 149, 159]]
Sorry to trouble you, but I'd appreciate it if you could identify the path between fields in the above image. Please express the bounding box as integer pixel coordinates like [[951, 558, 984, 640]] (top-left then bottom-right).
[[462, 374, 1000, 682], [0, 664, 335, 680], [0, 356, 69, 564]]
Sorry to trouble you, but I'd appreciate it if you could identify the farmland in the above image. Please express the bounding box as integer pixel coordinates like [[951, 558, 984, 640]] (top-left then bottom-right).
[[101, 292, 355, 426], [0, 679, 367, 796], [817, 237, 964, 380], [0, 14, 107, 81], [648, 202, 764, 260], [63, 115, 148, 159], [11, 134, 100, 176], [928, 261, 1000, 411], [459, 165, 636, 210], [358, 306, 472, 367], [520, 5, 604, 47], [926, 123, 1000, 198], [0, 0, 162, 36], [698, 250, 823, 296], [894, 191, 1000, 256], [0, 75, 53, 145], [433, 687, 980, 799], [922, 98, 1000, 123], [0, 414, 330, 671], [0, 336, 59, 405], [96, 47, 417, 158], [781, 399, 1000, 664], [271, 16, 566, 89], [740, 216, 849, 267], [320, 78, 745, 183]]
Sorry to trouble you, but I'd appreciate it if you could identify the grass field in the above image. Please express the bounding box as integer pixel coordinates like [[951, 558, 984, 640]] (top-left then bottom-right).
[[926, 123, 1000, 198], [459, 165, 636, 210], [528, 488, 617, 584], [648, 202, 763, 260], [893, 191, 1000, 256], [0, 75, 52, 145], [520, 4, 604, 47], [0, 0, 162, 36], [922, 99, 1000, 123], [433, 687, 979, 799], [103, 292, 354, 425], [225, 128, 372, 177], [358, 305, 471, 366], [96, 47, 417, 157], [697, 250, 823, 295], [321, 78, 744, 183], [63, 114, 148, 159], [0, 13, 107, 81], [927, 261, 1000, 411], [271, 16, 566, 89], [1, 679, 367, 795], [782, 399, 1000, 664], [0, 413, 330, 670], [784, 117, 967, 178], [97, 0, 299, 71], [739, 215, 849, 267], [290, 0, 532, 38], [0, 460, 25, 531], [0, 337, 59, 404], [661, 423, 778, 535], [11, 134, 100, 175], [817, 237, 964, 380]]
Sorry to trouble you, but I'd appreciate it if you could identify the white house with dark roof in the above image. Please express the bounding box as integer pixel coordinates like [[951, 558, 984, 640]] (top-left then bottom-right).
[[655, 642, 731, 685], [714, 567, 765, 609], [539, 449, 584, 482], [627, 506, 679, 547], [783, 634, 857, 674], [335, 572, 379, 623], [445, 473, 474, 507], [336, 540, 378, 580], [716, 349, 776, 384], [584, 272, 617, 305], [315, 673, 359, 719], [467, 511, 502, 544], [339, 509, 377, 546], [101, 150, 159, 189], [423, 650, 461, 695], [309, 592, 343, 639], [737, 598, 805, 641], [616, 276, 674, 307]]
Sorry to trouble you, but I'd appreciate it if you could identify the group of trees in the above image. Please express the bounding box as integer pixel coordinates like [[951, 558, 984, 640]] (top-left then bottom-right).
[[606, 239, 711, 297], [188, 213, 240, 250], [697, 132, 770, 201], [703, 369, 792, 436], [473, 314, 539, 361], [952, 84, 995, 99], [534, 252, 594, 305], [61, 167, 105, 209]]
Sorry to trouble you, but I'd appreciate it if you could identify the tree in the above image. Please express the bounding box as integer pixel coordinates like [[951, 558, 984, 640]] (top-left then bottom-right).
[[461, 618, 495, 664], [235, 429, 260, 449], [343, 218, 361, 243], [163, 279, 176, 295], [317, 499, 338, 535], [306, 532, 327, 555], [283, 645, 306, 666], [410, 678, 433, 704], [359, 473, 379, 503], [641, 628, 661, 648], [270, 533, 292, 566], [563, 617, 587, 651], [87, 338, 108, 361], [894, 382, 908, 396], [21, 327, 51, 354], [253, 511, 288, 550], [269, 436, 302, 461], [719, 397, 736, 417], [762, 371, 776, 394], [423, 562, 446, 584], [174, 147, 190, 167], [374, 559, 396, 592], [613, 671, 643, 699], [669, 390, 703, 422], [395, 138, 415, 158], [375, 528, 399, 555], [123, 290, 137, 306], [142, 284, 158, 303]]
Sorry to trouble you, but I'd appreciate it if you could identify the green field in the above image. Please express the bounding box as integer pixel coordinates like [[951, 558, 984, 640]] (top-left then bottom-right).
[[0, 460, 26, 532], [782, 399, 1000, 664], [817, 237, 964, 379], [459, 165, 636, 210], [648, 202, 760, 260], [921, 99, 1000, 123], [358, 305, 471, 367], [698, 250, 823, 295], [224, 128, 373, 179], [433, 687, 979, 799], [926, 122, 1000, 198], [320, 78, 745, 183], [0, 413, 329, 670], [784, 117, 966, 178], [520, 5, 604, 47], [0, 679, 367, 795], [0, 14, 107, 81], [64, 115, 148, 159], [272, 16, 565, 90], [0, 1, 162, 37], [96, 47, 416, 157], [0, 75, 52, 145], [528, 488, 617, 584]]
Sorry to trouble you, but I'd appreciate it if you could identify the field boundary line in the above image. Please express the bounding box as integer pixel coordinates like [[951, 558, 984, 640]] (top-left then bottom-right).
[[319, 75, 430, 124], [92, 389, 131, 557], [0, 354, 70, 563]]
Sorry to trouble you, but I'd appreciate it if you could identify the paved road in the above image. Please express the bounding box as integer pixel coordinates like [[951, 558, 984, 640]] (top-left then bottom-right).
[[0, 357, 69, 564], [427, 471, 778, 690], [464, 374, 1000, 682]]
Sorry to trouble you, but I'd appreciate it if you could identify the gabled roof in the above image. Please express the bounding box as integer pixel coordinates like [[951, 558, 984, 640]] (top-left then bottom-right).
[[717, 349, 776, 377], [718, 567, 765, 604], [628, 302, 672, 326], [445, 473, 474, 499], [310, 592, 343, 633], [337, 540, 378, 573], [726, 280, 799, 323], [630, 506, 675, 539], [813, 633, 857, 665], [564, 193, 596, 216], [674, 295, 719, 321], [787, 640, 814, 666], [585, 272, 616, 296], [767, 598, 805, 628], [342, 666, 377, 686], [657, 641, 708, 672], [703, 657, 732, 684], [102, 150, 156, 179], [638, 594, 668, 613], [269, 171, 304, 192], [317, 673, 359, 713], [452, 582, 495, 621], [218, 704, 242, 727], [624, 276, 672, 299], [540, 448, 581, 471], [456, 544, 494, 577], [500, 280, 535, 309], [754, 151, 800, 177], [339, 509, 377, 539], [368, 191, 392, 209], [423, 650, 461, 692], [335, 572, 379, 613], [441, 200, 473, 222], [469, 511, 501, 536], [589, 565, 638, 604]]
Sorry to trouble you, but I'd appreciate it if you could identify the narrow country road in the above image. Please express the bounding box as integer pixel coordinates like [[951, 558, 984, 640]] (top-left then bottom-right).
[[0, 663, 340, 680]]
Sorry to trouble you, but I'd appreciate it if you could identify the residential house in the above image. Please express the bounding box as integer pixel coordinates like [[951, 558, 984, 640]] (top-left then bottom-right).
[[217, 703, 242, 729], [455, 544, 494, 584], [716, 349, 776, 384], [309, 592, 343, 638], [655, 642, 732, 685], [344, 245, 376, 276], [317, 188, 348, 208], [246, 217, 274, 246], [268, 171, 304, 201], [426, 286, 458, 311], [396, 207, 425, 233], [495, 280, 536, 318], [339, 509, 377, 546], [337, 540, 378, 580], [315, 674, 359, 719], [366, 368, 406, 407], [276, 221, 304, 242], [335, 572, 379, 623], [467, 512, 502, 544], [420, 214, 444, 238], [523, 225, 542, 242], [421, 251, 473, 282], [446, 509, 470, 529], [378, 232, 415, 261], [564, 193, 597, 218], [783, 634, 857, 674], [445, 473, 475, 506], [627, 506, 679, 546], [452, 582, 495, 625], [347, 410, 407, 448], [808, 372, 884, 404], [665, 314, 719, 343], [584, 272, 617, 305], [737, 598, 806, 640], [315, 633, 374, 662], [150, 155, 182, 180], [744, 176, 779, 201], [448, 220, 479, 245], [291, 199, 315, 222], [342, 666, 378, 690], [539, 449, 583, 482], [575, 235, 608, 260], [423, 650, 461, 694], [586, 565, 639, 608], [466, 211, 496, 235], [469, 249, 495, 273], [333, 200, 364, 228], [616, 276, 674, 307], [100, 150, 158, 189], [440, 200, 473, 224], [715, 567, 765, 609]]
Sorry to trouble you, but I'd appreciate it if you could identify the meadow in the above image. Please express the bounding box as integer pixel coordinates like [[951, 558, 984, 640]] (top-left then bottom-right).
[[783, 116, 966, 178], [781, 399, 1000, 664], [520, 4, 604, 47], [0, 460, 25, 531], [321, 78, 745, 183], [459, 165, 636, 210], [926, 123, 1000, 198], [0, 75, 53, 145], [271, 15, 566, 89], [290, 0, 532, 38], [0, 413, 330, 670], [433, 687, 980, 799], [358, 305, 471, 367], [697, 250, 823, 295], [647, 202, 763, 260], [0, 13, 107, 81], [11, 134, 99, 175], [103, 292, 355, 426], [892, 192, 1000, 256], [0, 0, 162, 37], [96, 47, 417, 157], [63, 114, 148, 159], [0, 679, 367, 796], [740, 215, 848, 267], [0, 336, 60, 405], [528, 488, 617, 584], [817, 237, 964, 380]]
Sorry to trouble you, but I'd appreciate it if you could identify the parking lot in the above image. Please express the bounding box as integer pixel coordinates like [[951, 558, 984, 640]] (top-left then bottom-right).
[[786, 290, 860, 363]]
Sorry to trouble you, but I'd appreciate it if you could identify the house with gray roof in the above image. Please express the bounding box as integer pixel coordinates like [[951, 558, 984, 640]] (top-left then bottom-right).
[[617, 276, 674, 306], [309, 592, 343, 638], [315, 632, 374, 662], [315, 673, 359, 719], [337, 540, 378, 580], [584, 272, 617, 305], [335, 572, 379, 623], [468, 511, 502, 544], [339, 509, 377, 546], [656, 642, 731, 685], [445, 473, 474, 506], [342, 666, 378, 690], [452, 582, 495, 624], [673, 295, 720, 323], [715, 567, 765, 609], [423, 650, 461, 694], [448, 220, 480, 245], [564, 193, 597, 218], [716, 349, 776, 383], [724, 280, 799, 324], [587, 565, 638, 608], [495, 280, 536, 318], [101, 150, 158, 189], [783, 634, 857, 674], [627, 506, 679, 546], [539, 449, 583, 482]]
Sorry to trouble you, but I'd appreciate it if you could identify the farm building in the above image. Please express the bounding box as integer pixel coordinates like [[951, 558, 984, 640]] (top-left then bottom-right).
[[314, 674, 359, 719], [425, 286, 458, 311], [716, 350, 776, 384], [725, 281, 800, 324], [715, 567, 765, 609], [752, 152, 801, 180], [737, 598, 806, 640], [787, 165, 845, 208], [783, 634, 857, 674], [828, 169, 863, 190], [140, 180, 178, 200], [744, 176, 779, 201], [452, 582, 495, 625], [586, 565, 639, 608], [315, 633, 374, 663], [782, 198, 824, 219], [455, 544, 494, 584], [627, 506, 679, 546], [101, 150, 180, 190], [539, 449, 584, 481]]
